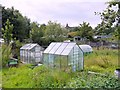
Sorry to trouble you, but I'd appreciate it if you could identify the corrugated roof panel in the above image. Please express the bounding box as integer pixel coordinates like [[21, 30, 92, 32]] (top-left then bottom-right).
[[55, 43, 69, 55], [20, 44, 30, 49], [20, 43, 38, 50], [28, 44, 37, 50], [49, 43, 62, 54], [61, 43, 76, 55], [44, 43, 56, 53]]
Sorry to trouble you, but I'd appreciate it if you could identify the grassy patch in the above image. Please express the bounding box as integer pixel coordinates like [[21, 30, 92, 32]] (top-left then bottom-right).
[[84, 48, 118, 73], [2, 48, 120, 88], [2, 65, 120, 88]]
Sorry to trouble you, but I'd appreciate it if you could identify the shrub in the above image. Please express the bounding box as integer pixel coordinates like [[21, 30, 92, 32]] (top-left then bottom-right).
[[2, 44, 12, 67], [65, 72, 120, 89], [11, 40, 23, 60]]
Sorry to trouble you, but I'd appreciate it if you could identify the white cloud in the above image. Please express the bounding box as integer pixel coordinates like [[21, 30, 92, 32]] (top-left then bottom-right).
[[1, 0, 110, 28]]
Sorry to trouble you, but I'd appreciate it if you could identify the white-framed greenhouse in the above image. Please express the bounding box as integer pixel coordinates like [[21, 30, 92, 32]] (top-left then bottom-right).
[[20, 43, 44, 64], [79, 45, 93, 54], [43, 42, 84, 71]]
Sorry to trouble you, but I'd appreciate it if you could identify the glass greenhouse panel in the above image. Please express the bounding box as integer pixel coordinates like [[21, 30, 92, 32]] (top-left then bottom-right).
[[35, 53, 41, 57], [73, 45, 79, 64], [54, 55, 61, 68], [55, 43, 69, 55], [49, 43, 62, 54], [20, 50, 23, 56], [61, 43, 76, 55], [30, 44, 37, 49], [43, 54, 49, 65], [43, 42, 84, 71], [35, 47, 40, 52], [44, 43, 56, 53], [60, 56, 68, 70], [78, 51, 83, 70], [22, 50, 25, 56], [68, 49, 74, 65], [79, 45, 93, 53], [35, 58, 40, 62], [20, 43, 44, 64], [20, 44, 29, 49], [48, 54, 54, 67]]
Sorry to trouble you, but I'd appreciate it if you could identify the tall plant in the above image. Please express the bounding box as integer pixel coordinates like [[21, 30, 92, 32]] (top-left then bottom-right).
[[2, 19, 13, 45], [2, 44, 12, 67]]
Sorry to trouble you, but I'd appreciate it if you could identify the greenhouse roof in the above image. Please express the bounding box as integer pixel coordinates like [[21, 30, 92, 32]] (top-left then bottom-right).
[[79, 45, 93, 53], [20, 43, 39, 50], [44, 42, 77, 55]]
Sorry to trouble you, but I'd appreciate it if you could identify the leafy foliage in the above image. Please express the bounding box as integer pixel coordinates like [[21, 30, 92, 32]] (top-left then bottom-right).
[[68, 31, 79, 38], [2, 6, 31, 42], [30, 22, 45, 46], [2, 44, 12, 67], [95, 1, 120, 40], [45, 21, 67, 43], [2, 19, 13, 44], [11, 40, 23, 60], [78, 22, 94, 41], [65, 72, 120, 88]]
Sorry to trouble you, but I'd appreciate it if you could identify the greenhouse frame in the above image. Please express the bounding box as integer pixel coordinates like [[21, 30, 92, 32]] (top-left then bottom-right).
[[43, 42, 84, 71], [20, 43, 44, 64]]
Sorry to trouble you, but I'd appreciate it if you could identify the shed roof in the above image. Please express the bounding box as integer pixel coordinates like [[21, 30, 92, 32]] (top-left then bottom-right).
[[44, 42, 78, 55], [20, 43, 39, 50], [79, 45, 93, 53]]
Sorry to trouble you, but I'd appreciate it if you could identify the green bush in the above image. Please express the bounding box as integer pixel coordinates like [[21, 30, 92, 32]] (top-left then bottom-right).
[[2, 44, 12, 67], [11, 40, 23, 60]]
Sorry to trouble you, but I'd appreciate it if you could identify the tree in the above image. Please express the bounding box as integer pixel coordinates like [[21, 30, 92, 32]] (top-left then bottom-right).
[[2, 19, 13, 44], [68, 31, 79, 38], [78, 22, 94, 41], [2, 6, 31, 42], [45, 21, 67, 43], [30, 22, 45, 46], [108, 0, 120, 40], [95, 0, 120, 40]]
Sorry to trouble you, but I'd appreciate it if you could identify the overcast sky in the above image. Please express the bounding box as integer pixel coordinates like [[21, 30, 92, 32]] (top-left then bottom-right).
[[1, 0, 111, 28]]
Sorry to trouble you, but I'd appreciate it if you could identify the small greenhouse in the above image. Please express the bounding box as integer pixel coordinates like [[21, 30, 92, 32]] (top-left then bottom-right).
[[20, 43, 44, 64], [43, 42, 84, 71], [79, 45, 93, 54]]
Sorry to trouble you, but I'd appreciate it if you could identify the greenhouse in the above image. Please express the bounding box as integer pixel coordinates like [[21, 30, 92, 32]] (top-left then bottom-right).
[[43, 42, 84, 71], [20, 43, 44, 64], [79, 45, 93, 54]]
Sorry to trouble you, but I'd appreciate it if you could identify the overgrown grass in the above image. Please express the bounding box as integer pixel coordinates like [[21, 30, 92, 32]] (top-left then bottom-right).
[[2, 48, 120, 88], [84, 48, 118, 73], [2, 65, 71, 88], [2, 65, 120, 88]]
